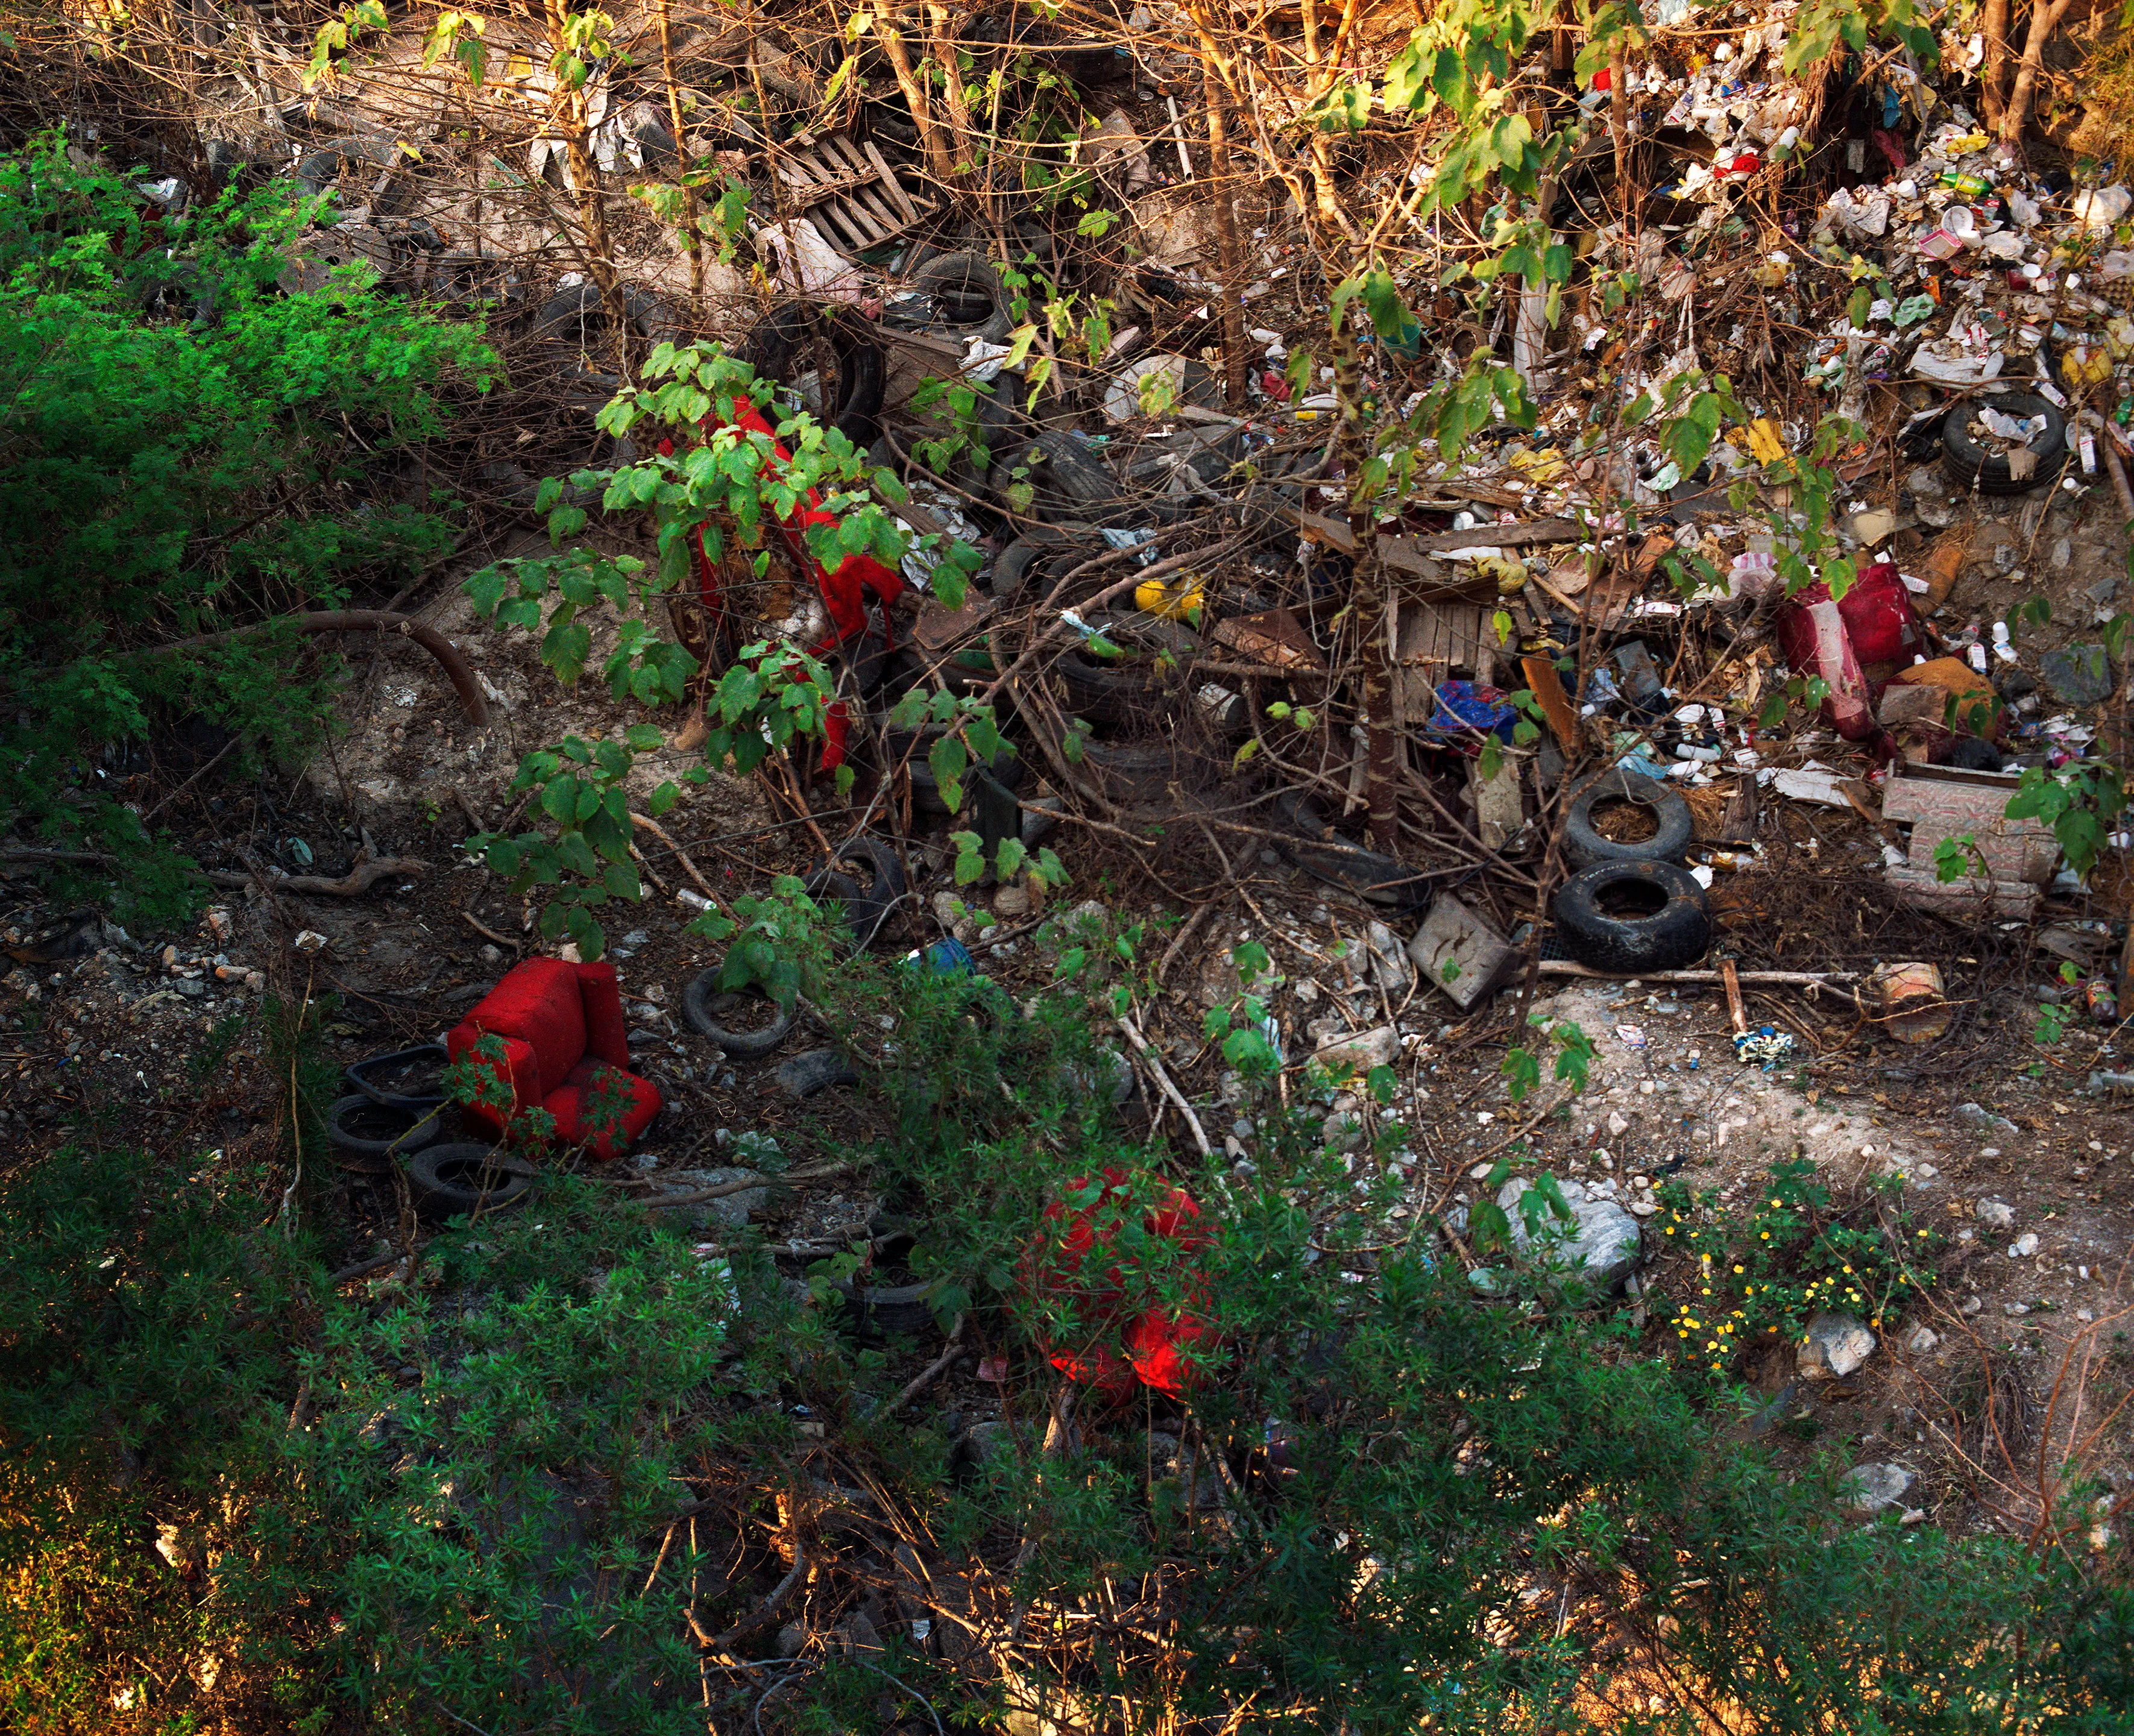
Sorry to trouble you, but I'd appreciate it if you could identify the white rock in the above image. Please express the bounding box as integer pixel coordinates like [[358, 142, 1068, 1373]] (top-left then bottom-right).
[[1312, 1025, 1400, 1074], [1976, 1197, 2016, 1228], [2009, 1232, 2040, 1258], [1840, 1461, 1916, 1514], [1493, 1175, 1642, 1291], [1906, 1326, 1940, 1354], [1799, 1312, 1877, 1380]]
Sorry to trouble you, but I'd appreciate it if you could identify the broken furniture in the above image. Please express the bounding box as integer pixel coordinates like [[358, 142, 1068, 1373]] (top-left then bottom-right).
[[772, 131, 936, 254], [1881, 761, 2054, 917], [445, 958, 662, 1159]]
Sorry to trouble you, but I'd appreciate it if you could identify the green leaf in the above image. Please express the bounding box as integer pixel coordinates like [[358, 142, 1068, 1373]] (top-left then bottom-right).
[[929, 734, 968, 813]]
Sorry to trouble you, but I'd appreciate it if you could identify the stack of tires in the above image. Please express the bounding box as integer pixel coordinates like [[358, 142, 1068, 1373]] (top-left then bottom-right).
[[1550, 769, 1711, 973], [325, 1043, 535, 1221]]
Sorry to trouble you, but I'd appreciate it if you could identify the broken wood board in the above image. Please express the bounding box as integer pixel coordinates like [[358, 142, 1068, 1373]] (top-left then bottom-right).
[[1391, 601, 1496, 723]]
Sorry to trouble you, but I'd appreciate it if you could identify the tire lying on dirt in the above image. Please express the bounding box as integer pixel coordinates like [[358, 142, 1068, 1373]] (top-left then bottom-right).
[[996, 429, 1125, 522], [739, 303, 888, 448], [1552, 860, 1711, 974], [992, 526, 1080, 602], [1940, 392, 2069, 495], [327, 1093, 444, 1174], [802, 837, 906, 952], [682, 964, 799, 1057], [1561, 768, 1695, 869], [403, 1143, 537, 1221]]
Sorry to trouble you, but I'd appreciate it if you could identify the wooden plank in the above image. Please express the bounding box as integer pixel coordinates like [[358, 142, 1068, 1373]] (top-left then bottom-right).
[[863, 138, 921, 224], [825, 136, 905, 233], [1520, 652, 1579, 751]]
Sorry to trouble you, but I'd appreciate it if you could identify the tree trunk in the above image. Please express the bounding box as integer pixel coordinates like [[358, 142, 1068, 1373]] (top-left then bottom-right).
[[927, 4, 972, 186], [655, 0, 703, 305], [1329, 307, 1399, 854], [1979, 0, 2013, 130], [1190, 16, 1250, 404], [543, 0, 620, 354], [879, 11, 952, 189], [2001, 0, 2076, 149]]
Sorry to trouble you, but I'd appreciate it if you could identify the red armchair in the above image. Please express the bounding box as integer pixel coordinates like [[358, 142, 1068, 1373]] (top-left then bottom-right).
[[444, 958, 661, 1159]]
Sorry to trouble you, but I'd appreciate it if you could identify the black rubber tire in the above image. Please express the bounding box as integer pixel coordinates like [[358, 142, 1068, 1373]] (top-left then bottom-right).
[[327, 1094, 445, 1174], [530, 280, 684, 351], [404, 1143, 537, 1221], [1063, 739, 1180, 805], [1552, 860, 1712, 974], [739, 303, 887, 448], [775, 1047, 860, 1099], [911, 251, 1013, 342], [1271, 795, 1435, 916], [830, 1274, 939, 1337], [1051, 647, 1178, 731], [997, 429, 1124, 521], [293, 135, 395, 198], [345, 1042, 450, 1110], [1561, 769, 1695, 869], [992, 527, 1080, 602], [682, 964, 799, 1056], [1941, 393, 2069, 495], [803, 837, 905, 951]]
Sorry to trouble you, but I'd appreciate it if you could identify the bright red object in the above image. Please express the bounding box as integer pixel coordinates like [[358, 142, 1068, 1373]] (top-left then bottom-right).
[[1031, 1168, 1213, 1399], [1775, 558, 1923, 744], [700, 392, 902, 652], [445, 958, 661, 1159]]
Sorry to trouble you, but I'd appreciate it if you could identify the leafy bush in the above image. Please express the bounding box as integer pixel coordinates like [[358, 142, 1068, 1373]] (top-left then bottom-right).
[[4, 929, 2129, 1732], [0, 131, 495, 922], [1653, 1156, 1937, 1376]]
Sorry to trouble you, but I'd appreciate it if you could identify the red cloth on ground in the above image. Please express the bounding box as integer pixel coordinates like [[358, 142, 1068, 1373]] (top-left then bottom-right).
[[445, 958, 661, 1160], [1031, 1168, 1213, 1400]]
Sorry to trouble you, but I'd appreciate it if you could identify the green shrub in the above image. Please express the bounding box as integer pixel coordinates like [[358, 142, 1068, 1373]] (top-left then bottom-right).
[[2, 925, 2129, 1732], [0, 131, 496, 925]]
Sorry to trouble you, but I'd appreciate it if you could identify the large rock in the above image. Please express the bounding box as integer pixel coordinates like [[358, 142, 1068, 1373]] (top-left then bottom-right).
[[2042, 643, 2114, 706], [1839, 1461, 1916, 1514], [641, 1166, 769, 1230], [1798, 1311, 1876, 1380], [1493, 1175, 1641, 1292], [1312, 1025, 1400, 1076]]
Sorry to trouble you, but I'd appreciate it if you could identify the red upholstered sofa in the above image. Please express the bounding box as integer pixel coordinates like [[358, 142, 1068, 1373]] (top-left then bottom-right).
[[444, 958, 661, 1159]]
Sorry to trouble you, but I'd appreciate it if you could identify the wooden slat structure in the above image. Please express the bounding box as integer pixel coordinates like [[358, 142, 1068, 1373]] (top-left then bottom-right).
[[773, 132, 936, 254], [1391, 600, 1496, 725]]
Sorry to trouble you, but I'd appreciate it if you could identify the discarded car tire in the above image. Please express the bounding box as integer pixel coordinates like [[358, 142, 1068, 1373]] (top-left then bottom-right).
[[682, 966, 799, 1057], [1271, 795, 1434, 916], [998, 429, 1124, 521], [327, 1093, 444, 1174], [831, 1274, 939, 1337], [1053, 647, 1179, 731], [345, 1042, 450, 1109], [1552, 860, 1711, 974], [739, 303, 887, 448], [1561, 769, 1695, 869], [911, 251, 1013, 342], [404, 1143, 536, 1221], [530, 281, 683, 351], [1941, 393, 2069, 495], [803, 837, 903, 951], [775, 1047, 860, 1099], [992, 526, 1078, 602]]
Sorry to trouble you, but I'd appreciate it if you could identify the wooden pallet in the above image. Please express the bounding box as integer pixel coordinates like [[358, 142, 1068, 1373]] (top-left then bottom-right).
[[1391, 600, 1496, 724], [772, 132, 935, 254]]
